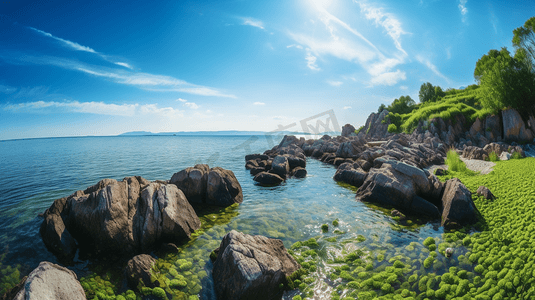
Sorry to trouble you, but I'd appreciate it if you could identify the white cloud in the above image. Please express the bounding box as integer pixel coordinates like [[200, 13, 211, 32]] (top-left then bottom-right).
[[458, 0, 468, 22], [327, 80, 343, 86], [115, 62, 134, 69], [184, 102, 199, 109], [343, 106, 352, 110], [305, 49, 320, 71], [29, 27, 96, 53], [242, 17, 265, 30], [3, 100, 184, 118], [369, 70, 406, 86], [253, 102, 265, 105], [416, 55, 450, 83], [356, 1, 408, 55], [287, 44, 303, 49], [290, 1, 408, 86]]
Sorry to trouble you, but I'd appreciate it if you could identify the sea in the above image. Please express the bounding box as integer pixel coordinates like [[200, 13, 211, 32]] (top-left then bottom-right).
[[0, 135, 446, 299]]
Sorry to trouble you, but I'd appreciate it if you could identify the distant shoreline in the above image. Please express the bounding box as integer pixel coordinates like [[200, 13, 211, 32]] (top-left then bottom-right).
[[0, 131, 341, 142]]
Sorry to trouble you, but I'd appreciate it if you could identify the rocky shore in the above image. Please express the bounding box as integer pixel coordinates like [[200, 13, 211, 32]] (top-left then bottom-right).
[[5, 107, 535, 300]]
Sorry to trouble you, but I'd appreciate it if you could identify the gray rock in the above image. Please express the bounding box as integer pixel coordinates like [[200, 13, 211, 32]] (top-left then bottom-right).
[[476, 186, 496, 200], [441, 178, 478, 229], [253, 172, 284, 186], [341, 124, 356, 137], [14, 262, 85, 300], [502, 108, 534, 142], [212, 230, 300, 300], [206, 167, 244, 206], [126, 254, 157, 291], [41, 177, 201, 259], [170, 165, 243, 206], [271, 155, 290, 178], [291, 167, 307, 178], [333, 163, 368, 187]]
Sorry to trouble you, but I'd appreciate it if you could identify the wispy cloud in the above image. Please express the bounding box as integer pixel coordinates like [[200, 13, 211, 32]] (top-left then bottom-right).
[[356, 1, 408, 55], [114, 62, 134, 69], [458, 0, 468, 23], [241, 17, 265, 30], [0, 52, 235, 98], [184, 102, 199, 109], [305, 49, 320, 71], [290, 1, 407, 86], [343, 106, 352, 110], [3, 100, 183, 118], [29, 27, 96, 53], [327, 80, 343, 87], [253, 102, 265, 105], [0, 84, 17, 94], [287, 44, 303, 49], [416, 55, 450, 83]]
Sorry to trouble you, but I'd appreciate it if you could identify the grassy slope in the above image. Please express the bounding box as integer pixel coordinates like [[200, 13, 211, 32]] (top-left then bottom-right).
[[386, 86, 493, 134], [289, 157, 535, 300]]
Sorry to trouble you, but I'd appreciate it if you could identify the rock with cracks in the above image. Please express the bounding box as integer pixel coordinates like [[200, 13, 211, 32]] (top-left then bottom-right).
[[170, 164, 243, 207], [212, 230, 300, 300], [41, 176, 201, 260]]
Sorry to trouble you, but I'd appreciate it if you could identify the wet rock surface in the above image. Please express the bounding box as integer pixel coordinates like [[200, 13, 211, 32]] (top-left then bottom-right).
[[212, 230, 300, 300]]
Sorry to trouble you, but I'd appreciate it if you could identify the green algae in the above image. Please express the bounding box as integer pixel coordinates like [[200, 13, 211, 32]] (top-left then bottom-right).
[[286, 158, 535, 299]]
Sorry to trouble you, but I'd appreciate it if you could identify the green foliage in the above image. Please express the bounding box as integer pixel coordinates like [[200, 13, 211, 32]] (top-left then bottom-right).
[[387, 123, 398, 133], [512, 16, 535, 72], [489, 151, 500, 162], [419, 82, 440, 103], [477, 47, 535, 115], [0, 250, 22, 296]]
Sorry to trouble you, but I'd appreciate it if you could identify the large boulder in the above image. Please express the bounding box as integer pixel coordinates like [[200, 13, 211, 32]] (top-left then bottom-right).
[[341, 124, 356, 137], [126, 254, 157, 291], [502, 108, 534, 142], [41, 176, 201, 259], [14, 262, 85, 300], [355, 161, 437, 215], [334, 162, 368, 187], [441, 178, 478, 229], [170, 165, 243, 206], [212, 230, 300, 300]]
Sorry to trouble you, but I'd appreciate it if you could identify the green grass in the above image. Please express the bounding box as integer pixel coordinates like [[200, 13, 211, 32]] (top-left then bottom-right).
[[289, 158, 535, 299], [383, 86, 491, 134]]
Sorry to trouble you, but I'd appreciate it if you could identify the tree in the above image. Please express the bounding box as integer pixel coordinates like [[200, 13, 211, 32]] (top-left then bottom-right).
[[388, 95, 416, 114], [419, 82, 436, 103], [478, 48, 535, 115], [512, 16, 535, 72]]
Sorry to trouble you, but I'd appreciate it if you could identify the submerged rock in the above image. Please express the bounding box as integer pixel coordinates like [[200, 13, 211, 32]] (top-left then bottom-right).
[[41, 176, 201, 259], [126, 254, 157, 291], [212, 230, 300, 300], [14, 261, 85, 300]]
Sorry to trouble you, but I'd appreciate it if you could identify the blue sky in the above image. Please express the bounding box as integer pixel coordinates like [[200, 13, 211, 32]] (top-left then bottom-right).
[[0, 0, 532, 140]]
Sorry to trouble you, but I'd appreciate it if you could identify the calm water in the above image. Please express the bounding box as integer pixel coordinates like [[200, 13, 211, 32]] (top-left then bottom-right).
[[0, 136, 445, 298]]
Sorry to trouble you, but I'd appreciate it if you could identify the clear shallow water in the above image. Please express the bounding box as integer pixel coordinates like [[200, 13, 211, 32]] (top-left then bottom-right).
[[0, 136, 446, 298]]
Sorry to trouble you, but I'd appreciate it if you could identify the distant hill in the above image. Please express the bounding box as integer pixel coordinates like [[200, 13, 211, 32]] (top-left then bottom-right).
[[118, 130, 340, 136]]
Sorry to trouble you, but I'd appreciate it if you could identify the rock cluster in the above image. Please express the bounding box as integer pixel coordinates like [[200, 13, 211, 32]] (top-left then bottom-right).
[[246, 135, 307, 186], [212, 230, 300, 300], [41, 166, 242, 260]]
